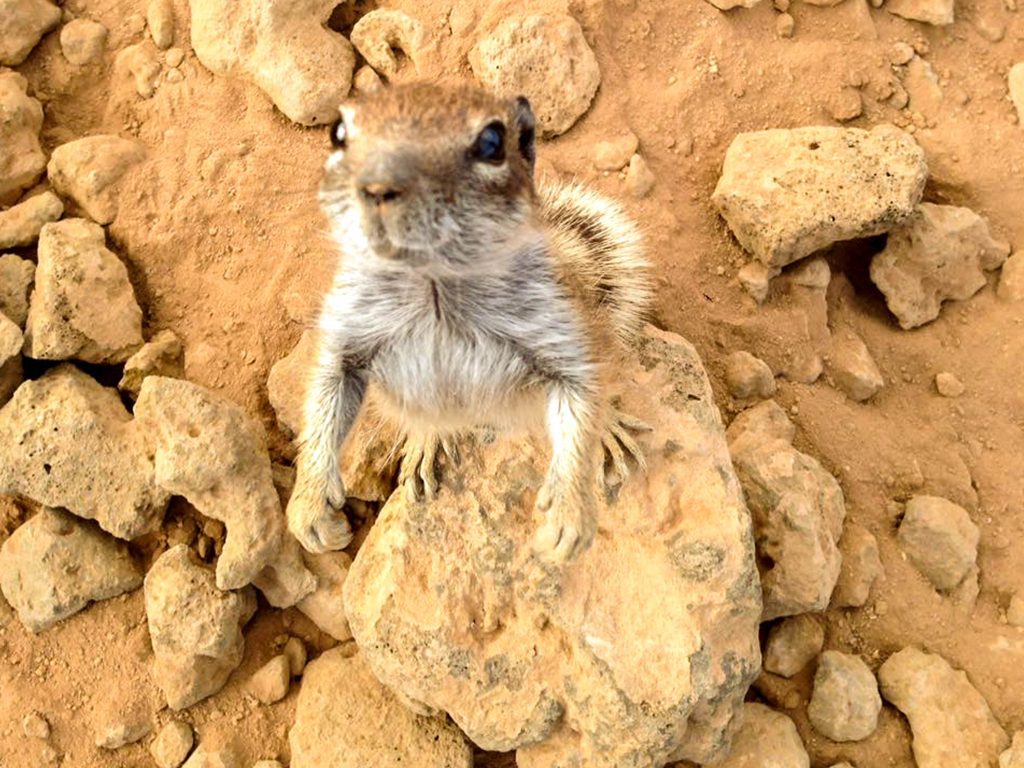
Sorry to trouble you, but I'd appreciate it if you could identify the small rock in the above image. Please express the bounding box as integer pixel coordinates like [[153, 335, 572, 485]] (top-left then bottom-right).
[[251, 533, 317, 608], [135, 377, 285, 591], [190, 0, 355, 125], [0, 72, 47, 204], [594, 133, 639, 171], [47, 135, 146, 225], [248, 655, 291, 704], [935, 372, 965, 398], [150, 721, 194, 768], [703, 0, 763, 9], [283, 637, 307, 676], [879, 647, 1008, 768], [59, 18, 107, 64], [0, 253, 34, 327], [350, 10, 431, 81], [182, 746, 240, 768], [96, 717, 151, 749], [0, 191, 63, 249], [1008, 593, 1024, 628], [624, 153, 655, 198], [0, 508, 143, 632], [776, 13, 795, 38], [886, 0, 954, 24], [829, 88, 863, 122], [297, 550, 353, 641], [738, 261, 780, 303], [725, 350, 776, 400], [119, 330, 185, 399], [1009, 64, 1024, 125], [289, 649, 473, 768], [1002, 732, 1024, 768], [890, 42, 916, 65], [165, 46, 184, 67], [831, 523, 883, 608], [807, 651, 882, 741], [715, 703, 809, 768], [24, 219, 144, 363], [0, 0, 61, 66], [22, 712, 50, 739], [352, 65, 383, 95], [763, 614, 825, 677], [0, 365, 168, 539], [828, 331, 884, 402], [897, 495, 979, 591], [788, 257, 831, 289], [469, 14, 600, 138], [713, 126, 926, 268], [998, 253, 1024, 301], [147, 0, 174, 49], [144, 545, 257, 710], [727, 400, 797, 446], [116, 43, 162, 99], [870, 204, 1010, 329], [267, 330, 314, 437]]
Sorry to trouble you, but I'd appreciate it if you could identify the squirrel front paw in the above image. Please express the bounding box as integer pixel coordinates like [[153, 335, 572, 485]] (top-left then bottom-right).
[[287, 486, 353, 554], [533, 481, 596, 563]]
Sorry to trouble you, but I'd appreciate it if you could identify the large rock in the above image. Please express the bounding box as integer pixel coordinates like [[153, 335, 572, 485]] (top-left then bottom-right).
[[0, 71, 47, 204], [878, 647, 1008, 768], [712, 126, 927, 268], [290, 649, 473, 768], [24, 219, 144, 363], [135, 377, 284, 591], [0, 190, 63, 248], [870, 204, 1011, 329], [47, 136, 146, 225], [0, 253, 34, 327], [189, 0, 355, 126], [0, 508, 142, 632], [727, 400, 846, 620], [469, 14, 600, 138], [0, 0, 60, 66], [897, 495, 979, 592], [144, 545, 257, 710], [345, 326, 762, 767], [0, 365, 169, 540], [807, 651, 882, 742], [715, 703, 809, 768]]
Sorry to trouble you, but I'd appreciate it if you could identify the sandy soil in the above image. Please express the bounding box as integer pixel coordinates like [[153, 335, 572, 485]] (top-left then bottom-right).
[[1, 0, 1022, 766]]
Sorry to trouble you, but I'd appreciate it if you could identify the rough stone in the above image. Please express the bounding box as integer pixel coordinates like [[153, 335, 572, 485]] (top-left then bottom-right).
[[150, 721, 194, 768], [135, 377, 284, 591], [997, 253, 1024, 301], [726, 399, 796, 446], [350, 10, 433, 81], [296, 550, 352, 641], [0, 253, 34, 327], [712, 125, 926, 268], [116, 43, 162, 99], [1001, 732, 1024, 768], [737, 261, 780, 303], [147, 0, 174, 49], [59, 18, 108, 64], [879, 647, 1008, 768], [1010, 64, 1024, 125], [345, 326, 762, 766], [144, 545, 257, 710], [807, 651, 882, 741], [22, 712, 50, 739], [289, 649, 473, 768], [248, 655, 291, 705], [776, 12, 796, 37], [283, 637, 307, 676], [0, 72, 47, 204], [0, 365, 168, 539], [935, 372, 965, 398], [1008, 593, 1024, 628], [789, 257, 831, 289], [764, 615, 825, 679], [47, 136, 146, 225], [96, 716, 151, 749], [831, 523, 883, 608], [119, 330, 185, 399], [0, 0, 61, 66], [828, 88, 864, 122], [0, 508, 143, 632], [870, 204, 1011, 329], [725, 350, 776, 400], [728, 400, 846, 620], [251, 532, 316, 608], [24, 219, 143, 363], [898, 495, 979, 591], [0, 191, 63, 249], [715, 703, 809, 768], [181, 746, 240, 768], [828, 331, 884, 402], [625, 153, 655, 198], [267, 330, 313, 437], [594, 132, 639, 171], [886, 0, 955, 25], [190, 0, 355, 126], [469, 14, 600, 138], [0, 313, 22, 405]]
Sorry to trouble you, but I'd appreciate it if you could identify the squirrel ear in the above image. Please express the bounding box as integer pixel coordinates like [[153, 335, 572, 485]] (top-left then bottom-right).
[[513, 96, 536, 171]]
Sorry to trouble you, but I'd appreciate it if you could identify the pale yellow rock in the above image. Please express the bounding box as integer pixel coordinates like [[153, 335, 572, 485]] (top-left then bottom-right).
[[150, 721, 194, 768], [350, 10, 432, 80], [47, 136, 146, 225], [248, 655, 291, 704], [625, 153, 656, 198], [119, 330, 185, 399], [0, 191, 63, 249], [998, 253, 1024, 301], [1001, 732, 1024, 768], [147, 0, 174, 49], [0, 253, 34, 327], [594, 133, 639, 171], [886, 0, 954, 25], [0, 72, 47, 204]]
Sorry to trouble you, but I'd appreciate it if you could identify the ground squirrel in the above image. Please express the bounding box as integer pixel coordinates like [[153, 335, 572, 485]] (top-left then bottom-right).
[[287, 82, 652, 562]]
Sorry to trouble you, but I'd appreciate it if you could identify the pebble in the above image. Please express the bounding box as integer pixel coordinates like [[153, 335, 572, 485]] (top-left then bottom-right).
[[935, 371, 965, 397], [594, 132, 639, 172], [807, 651, 882, 741], [776, 13, 795, 38], [737, 262, 780, 303], [998, 253, 1024, 301], [0, 191, 63, 249], [248, 654, 291, 704], [725, 351, 776, 400], [829, 88, 863, 122], [59, 18, 108, 65], [283, 637, 307, 676], [165, 47, 185, 68], [624, 154, 655, 198], [147, 0, 175, 49], [150, 721, 194, 768], [828, 331, 884, 402], [763, 615, 825, 677], [22, 712, 51, 739], [897, 495, 979, 591], [890, 42, 916, 65]]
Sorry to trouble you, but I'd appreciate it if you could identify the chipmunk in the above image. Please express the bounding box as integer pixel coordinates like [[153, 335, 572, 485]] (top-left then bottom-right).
[[286, 82, 652, 563]]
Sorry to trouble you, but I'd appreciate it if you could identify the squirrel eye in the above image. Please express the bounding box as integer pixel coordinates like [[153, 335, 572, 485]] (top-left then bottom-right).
[[330, 118, 347, 149], [471, 122, 506, 164]]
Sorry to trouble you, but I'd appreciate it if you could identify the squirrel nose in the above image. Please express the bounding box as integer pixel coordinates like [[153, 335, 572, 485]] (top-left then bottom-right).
[[359, 181, 405, 206]]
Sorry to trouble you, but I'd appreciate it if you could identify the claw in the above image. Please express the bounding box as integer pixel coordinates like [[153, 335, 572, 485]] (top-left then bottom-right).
[[399, 433, 451, 502], [602, 407, 649, 484]]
